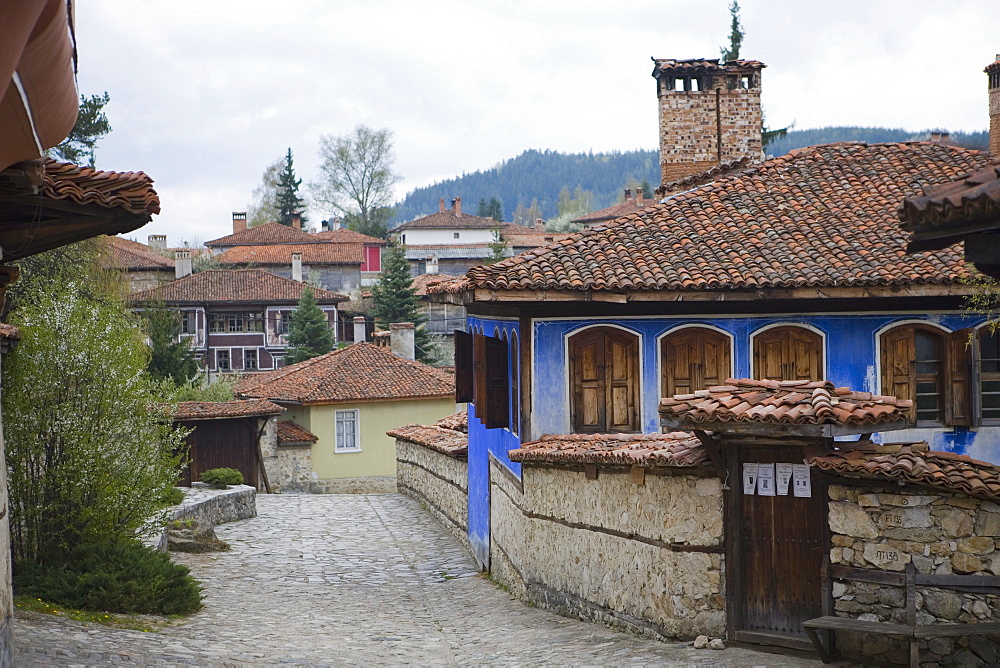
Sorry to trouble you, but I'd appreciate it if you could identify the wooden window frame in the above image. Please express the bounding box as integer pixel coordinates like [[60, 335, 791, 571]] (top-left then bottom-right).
[[510, 330, 520, 436], [660, 326, 733, 399], [568, 326, 640, 434], [334, 409, 361, 452], [470, 330, 510, 429], [454, 330, 473, 403]]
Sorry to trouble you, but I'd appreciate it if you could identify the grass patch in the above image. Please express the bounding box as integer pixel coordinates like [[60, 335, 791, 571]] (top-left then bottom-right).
[[14, 596, 178, 632]]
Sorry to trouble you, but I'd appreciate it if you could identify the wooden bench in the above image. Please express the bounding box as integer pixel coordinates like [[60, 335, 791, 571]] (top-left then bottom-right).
[[804, 559, 1000, 667]]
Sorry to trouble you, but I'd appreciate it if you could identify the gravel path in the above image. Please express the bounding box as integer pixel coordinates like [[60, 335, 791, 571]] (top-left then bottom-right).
[[16, 493, 820, 666]]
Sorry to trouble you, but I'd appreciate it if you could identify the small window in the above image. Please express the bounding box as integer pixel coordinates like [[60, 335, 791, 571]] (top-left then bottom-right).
[[453, 232, 460, 239], [276, 311, 293, 336], [673, 78, 685, 92], [228, 315, 243, 332], [244, 349, 258, 370], [979, 329, 1000, 423], [335, 410, 360, 452], [217, 349, 231, 371], [401, 234, 406, 245], [181, 312, 193, 335]]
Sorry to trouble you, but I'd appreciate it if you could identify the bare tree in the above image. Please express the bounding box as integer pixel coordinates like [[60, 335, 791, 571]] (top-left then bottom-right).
[[311, 125, 402, 238], [247, 157, 283, 227]]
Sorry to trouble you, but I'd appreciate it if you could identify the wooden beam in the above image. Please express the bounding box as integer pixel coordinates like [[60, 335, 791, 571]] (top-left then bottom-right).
[[660, 418, 911, 438], [693, 430, 725, 479]]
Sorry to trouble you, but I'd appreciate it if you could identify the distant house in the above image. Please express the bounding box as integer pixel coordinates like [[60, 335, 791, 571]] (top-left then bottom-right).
[[102, 236, 175, 292], [312, 227, 386, 283], [412, 273, 466, 337], [571, 189, 656, 229], [131, 269, 347, 373], [235, 339, 455, 493], [204, 215, 313, 253], [215, 243, 365, 294]]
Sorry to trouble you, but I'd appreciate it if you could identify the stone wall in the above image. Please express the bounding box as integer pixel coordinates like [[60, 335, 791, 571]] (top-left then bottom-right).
[[153, 484, 257, 551], [395, 439, 469, 551], [308, 475, 397, 494], [828, 483, 1000, 665], [491, 462, 725, 640], [259, 419, 314, 493]]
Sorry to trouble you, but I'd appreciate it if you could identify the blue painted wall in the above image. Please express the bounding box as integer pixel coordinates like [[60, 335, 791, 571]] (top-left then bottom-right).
[[465, 317, 522, 569], [529, 311, 999, 463]]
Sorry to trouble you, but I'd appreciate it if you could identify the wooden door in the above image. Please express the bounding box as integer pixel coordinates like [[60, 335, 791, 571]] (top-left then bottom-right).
[[179, 418, 258, 488], [662, 327, 731, 397], [753, 326, 823, 381], [729, 443, 826, 648], [570, 327, 638, 433]]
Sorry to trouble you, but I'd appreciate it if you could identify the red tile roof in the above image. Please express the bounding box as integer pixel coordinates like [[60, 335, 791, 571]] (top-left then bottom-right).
[[809, 442, 1000, 501], [411, 273, 465, 296], [500, 223, 572, 248], [235, 341, 454, 405], [509, 432, 708, 468], [657, 156, 758, 196], [216, 243, 364, 266], [39, 158, 160, 216], [571, 197, 657, 225], [394, 210, 499, 231], [458, 143, 992, 295], [170, 399, 284, 420], [103, 236, 174, 271], [277, 420, 318, 445], [652, 58, 765, 75], [312, 228, 386, 245], [0, 323, 20, 340], [899, 163, 1000, 250], [434, 410, 468, 432], [387, 424, 468, 457], [205, 222, 314, 247], [131, 269, 347, 304], [659, 378, 912, 428]]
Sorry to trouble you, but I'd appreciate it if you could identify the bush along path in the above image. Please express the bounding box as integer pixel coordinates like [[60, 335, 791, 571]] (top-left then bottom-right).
[[15, 494, 820, 666]]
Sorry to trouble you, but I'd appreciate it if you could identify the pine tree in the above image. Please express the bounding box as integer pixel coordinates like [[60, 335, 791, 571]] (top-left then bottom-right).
[[284, 288, 334, 365], [720, 1, 744, 62], [486, 227, 507, 264], [143, 302, 200, 384], [477, 197, 504, 222], [276, 148, 307, 227]]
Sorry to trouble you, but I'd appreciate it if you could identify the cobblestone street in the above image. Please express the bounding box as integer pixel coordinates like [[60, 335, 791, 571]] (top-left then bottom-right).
[[16, 494, 819, 666]]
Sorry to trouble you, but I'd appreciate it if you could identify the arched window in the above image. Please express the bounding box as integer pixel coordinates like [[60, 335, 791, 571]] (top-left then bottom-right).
[[881, 324, 971, 426], [569, 327, 639, 434], [753, 326, 824, 381], [661, 327, 732, 398], [510, 330, 520, 436]]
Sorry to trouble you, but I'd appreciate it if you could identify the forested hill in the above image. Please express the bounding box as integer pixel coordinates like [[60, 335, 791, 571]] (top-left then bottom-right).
[[392, 127, 990, 224]]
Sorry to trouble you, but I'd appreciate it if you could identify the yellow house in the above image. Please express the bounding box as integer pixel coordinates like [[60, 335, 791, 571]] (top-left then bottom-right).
[[236, 342, 455, 493]]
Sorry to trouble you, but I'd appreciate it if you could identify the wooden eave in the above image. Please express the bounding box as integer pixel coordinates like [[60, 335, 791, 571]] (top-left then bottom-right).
[[660, 417, 911, 438]]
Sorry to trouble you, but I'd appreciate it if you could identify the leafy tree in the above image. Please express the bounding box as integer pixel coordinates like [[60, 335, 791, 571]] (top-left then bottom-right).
[[478, 197, 504, 222], [3, 244, 186, 565], [512, 198, 543, 227], [342, 206, 395, 240], [167, 374, 238, 402], [311, 125, 402, 239], [247, 157, 283, 227], [276, 148, 307, 227], [142, 302, 200, 385], [49, 92, 112, 168], [284, 287, 334, 365], [557, 186, 593, 218], [720, 1, 744, 62], [486, 227, 508, 264], [370, 242, 442, 364]]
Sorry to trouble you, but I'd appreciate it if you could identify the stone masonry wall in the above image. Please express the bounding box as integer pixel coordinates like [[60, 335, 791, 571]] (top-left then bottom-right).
[[828, 484, 1000, 665], [308, 475, 396, 494], [152, 484, 257, 551], [395, 439, 469, 552], [491, 463, 725, 641]]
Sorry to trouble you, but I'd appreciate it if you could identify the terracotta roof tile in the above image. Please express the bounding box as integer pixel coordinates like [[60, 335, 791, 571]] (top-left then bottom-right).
[[0, 323, 20, 340], [170, 399, 284, 420], [102, 236, 173, 271], [131, 269, 347, 304], [37, 158, 160, 216], [659, 378, 912, 427], [572, 198, 657, 224], [394, 210, 499, 231], [277, 420, 318, 445], [899, 163, 1000, 248], [810, 442, 1000, 501], [312, 228, 386, 245], [509, 432, 707, 468], [657, 156, 759, 196], [205, 222, 314, 247], [216, 243, 364, 266], [411, 273, 465, 296], [235, 342, 454, 404], [652, 58, 766, 75], [461, 143, 992, 294], [434, 410, 468, 433], [387, 424, 468, 458]]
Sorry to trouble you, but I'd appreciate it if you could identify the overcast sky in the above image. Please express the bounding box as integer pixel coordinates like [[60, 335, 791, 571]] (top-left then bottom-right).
[[75, 0, 999, 245]]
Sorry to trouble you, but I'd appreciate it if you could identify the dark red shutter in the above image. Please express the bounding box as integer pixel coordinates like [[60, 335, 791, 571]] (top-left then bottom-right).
[[484, 335, 510, 429], [454, 330, 473, 403]]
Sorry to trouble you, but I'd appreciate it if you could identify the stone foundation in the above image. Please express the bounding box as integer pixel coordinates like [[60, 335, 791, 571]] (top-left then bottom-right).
[[828, 484, 1000, 665], [395, 439, 469, 552], [308, 475, 397, 495], [491, 461, 725, 640]]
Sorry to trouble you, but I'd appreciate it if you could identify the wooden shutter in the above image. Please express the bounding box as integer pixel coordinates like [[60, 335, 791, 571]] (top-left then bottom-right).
[[661, 328, 731, 398], [484, 335, 510, 429], [473, 331, 487, 419], [570, 327, 639, 433], [881, 327, 915, 411], [454, 330, 473, 403], [607, 331, 638, 432], [571, 330, 606, 433], [754, 326, 823, 381], [946, 328, 974, 426]]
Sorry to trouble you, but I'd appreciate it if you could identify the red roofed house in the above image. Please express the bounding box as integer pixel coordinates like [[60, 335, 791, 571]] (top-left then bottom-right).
[[571, 188, 656, 229], [102, 236, 175, 292], [414, 55, 1000, 657], [236, 340, 455, 493], [132, 269, 347, 373]]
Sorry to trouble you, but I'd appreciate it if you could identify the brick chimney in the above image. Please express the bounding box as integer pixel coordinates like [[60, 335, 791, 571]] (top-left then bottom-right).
[[534, 219, 545, 232], [452, 197, 462, 217], [233, 211, 248, 234], [147, 234, 167, 250], [439, 197, 446, 213], [291, 212, 302, 230], [652, 58, 765, 184], [635, 189, 644, 203], [353, 316, 367, 343], [390, 322, 415, 360], [624, 188, 632, 201], [291, 252, 303, 282], [174, 250, 192, 279], [988, 55, 1000, 156]]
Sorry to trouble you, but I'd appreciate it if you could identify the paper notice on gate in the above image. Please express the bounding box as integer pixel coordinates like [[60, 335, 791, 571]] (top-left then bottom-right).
[[793, 463, 812, 498], [776, 463, 793, 495], [756, 463, 776, 496], [742, 463, 758, 495]]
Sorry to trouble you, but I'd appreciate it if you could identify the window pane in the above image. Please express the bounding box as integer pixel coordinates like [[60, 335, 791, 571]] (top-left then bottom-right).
[[335, 410, 358, 451], [981, 330, 1000, 373]]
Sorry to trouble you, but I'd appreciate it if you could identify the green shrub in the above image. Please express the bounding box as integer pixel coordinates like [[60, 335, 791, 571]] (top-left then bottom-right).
[[158, 486, 185, 507], [14, 540, 203, 615], [199, 467, 243, 488]]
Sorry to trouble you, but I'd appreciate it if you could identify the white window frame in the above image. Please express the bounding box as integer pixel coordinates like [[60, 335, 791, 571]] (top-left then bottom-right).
[[335, 409, 361, 453]]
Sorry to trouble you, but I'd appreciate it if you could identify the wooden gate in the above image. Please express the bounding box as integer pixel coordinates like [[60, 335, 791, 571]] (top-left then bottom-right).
[[177, 417, 259, 488], [726, 443, 827, 649]]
